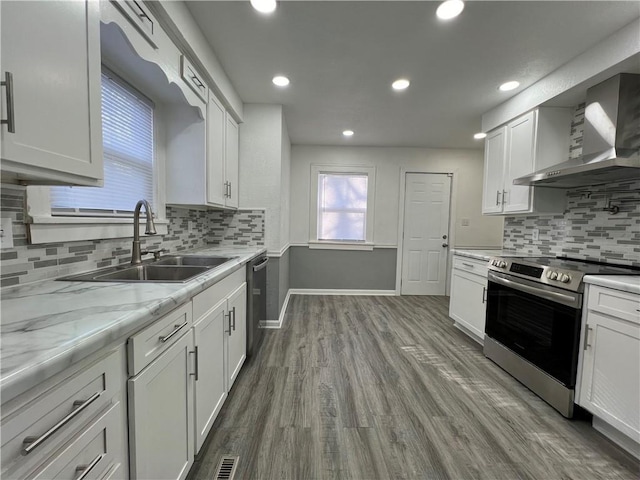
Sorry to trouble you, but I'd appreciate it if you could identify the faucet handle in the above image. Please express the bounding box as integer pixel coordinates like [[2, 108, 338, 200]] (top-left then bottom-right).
[[152, 249, 168, 260]]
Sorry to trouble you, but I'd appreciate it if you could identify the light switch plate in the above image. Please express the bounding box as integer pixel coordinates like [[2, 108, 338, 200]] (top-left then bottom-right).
[[0, 217, 14, 249], [461, 218, 470, 227]]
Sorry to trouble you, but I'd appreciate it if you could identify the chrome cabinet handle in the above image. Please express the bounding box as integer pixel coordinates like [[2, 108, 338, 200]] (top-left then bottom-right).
[[232, 306, 236, 331], [253, 257, 269, 272], [75, 453, 105, 480], [495, 190, 501, 206], [2, 72, 15, 133], [228, 182, 232, 199], [583, 325, 593, 350], [191, 75, 204, 89], [462, 262, 474, 268], [482, 286, 487, 304], [190, 347, 199, 381], [158, 321, 188, 343], [22, 391, 102, 455], [226, 311, 232, 335], [502, 189, 508, 205]]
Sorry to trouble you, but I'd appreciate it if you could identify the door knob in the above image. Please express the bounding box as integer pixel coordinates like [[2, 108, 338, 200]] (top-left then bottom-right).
[[442, 243, 449, 248]]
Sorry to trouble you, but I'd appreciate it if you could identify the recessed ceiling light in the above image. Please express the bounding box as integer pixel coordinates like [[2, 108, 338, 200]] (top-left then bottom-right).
[[474, 132, 487, 140], [272, 75, 290, 87], [392, 78, 411, 91], [343, 130, 354, 137], [499, 81, 520, 92], [250, 0, 276, 14], [436, 0, 465, 20]]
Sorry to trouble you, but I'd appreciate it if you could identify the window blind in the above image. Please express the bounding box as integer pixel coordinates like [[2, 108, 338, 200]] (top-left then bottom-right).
[[51, 72, 154, 214], [317, 173, 368, 241]]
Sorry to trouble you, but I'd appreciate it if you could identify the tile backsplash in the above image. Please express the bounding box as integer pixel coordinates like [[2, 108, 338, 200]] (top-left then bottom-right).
[[504, 102, 639, 266], [0, 184, 264, 287]]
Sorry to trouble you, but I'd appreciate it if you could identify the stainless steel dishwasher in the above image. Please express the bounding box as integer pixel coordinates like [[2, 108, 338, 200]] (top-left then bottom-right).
[[246, 254, 268, 357]]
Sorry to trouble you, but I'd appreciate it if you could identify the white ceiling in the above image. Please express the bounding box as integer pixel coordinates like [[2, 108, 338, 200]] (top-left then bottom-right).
[[186, 1, 640, 149]]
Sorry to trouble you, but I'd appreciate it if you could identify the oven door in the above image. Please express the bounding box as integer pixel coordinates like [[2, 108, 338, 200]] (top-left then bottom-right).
[[485, 271, 582, 388]]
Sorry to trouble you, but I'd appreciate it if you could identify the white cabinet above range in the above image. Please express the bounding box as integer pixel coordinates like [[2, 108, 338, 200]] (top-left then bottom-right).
[[482, 108, 571, 215]]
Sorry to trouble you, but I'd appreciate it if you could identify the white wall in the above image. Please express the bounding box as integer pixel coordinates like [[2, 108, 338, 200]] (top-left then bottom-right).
[[239, 104, 291, 254], [290, 146, 504, 249]]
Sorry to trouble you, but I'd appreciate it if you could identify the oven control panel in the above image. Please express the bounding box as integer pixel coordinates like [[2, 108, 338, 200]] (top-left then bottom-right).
[[488, 256, 583, 292]]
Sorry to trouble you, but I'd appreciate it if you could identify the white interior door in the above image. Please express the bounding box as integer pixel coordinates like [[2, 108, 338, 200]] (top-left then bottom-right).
[[401, 173, 451, 295]]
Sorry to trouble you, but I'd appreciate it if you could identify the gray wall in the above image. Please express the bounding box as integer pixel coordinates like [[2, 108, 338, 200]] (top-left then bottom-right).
[[289, 247, 396, 290], [266, 248, 290, 320]]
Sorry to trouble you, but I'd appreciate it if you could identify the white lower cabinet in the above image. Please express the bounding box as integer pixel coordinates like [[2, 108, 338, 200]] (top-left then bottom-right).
[[128, 331, 195, 480], [191, 269, 247, 454], [1, 348, 127, 480], [193, 299, 227, 454], [578, 285, 640, 458], [449, 256, 488, 343]]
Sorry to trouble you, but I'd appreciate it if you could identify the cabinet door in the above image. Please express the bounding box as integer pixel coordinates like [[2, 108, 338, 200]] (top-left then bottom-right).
[[226, 282, 247, 390], [193, 300, 227, 454], [225, 114, 239, 209], [128, 332, 194, 480], [449, 269, 487, 342], [481, 127, 507, 214], [504, 111, 535, 213], [0, 0, 103, 185], [579, 311, 640, 441], [207, 92, 226, 206]]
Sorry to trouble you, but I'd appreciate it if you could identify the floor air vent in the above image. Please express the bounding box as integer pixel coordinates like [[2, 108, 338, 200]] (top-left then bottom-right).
[[214, 456, 239, 480]]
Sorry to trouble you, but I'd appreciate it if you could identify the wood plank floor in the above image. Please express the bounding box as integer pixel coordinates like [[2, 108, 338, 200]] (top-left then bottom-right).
[[188, 295, 639, 480]]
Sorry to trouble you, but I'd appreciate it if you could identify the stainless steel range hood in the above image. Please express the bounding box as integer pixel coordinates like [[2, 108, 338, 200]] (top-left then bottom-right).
[[514, 73, 640, 188]]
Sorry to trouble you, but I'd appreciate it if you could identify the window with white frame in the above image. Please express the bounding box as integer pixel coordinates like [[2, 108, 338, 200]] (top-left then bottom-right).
[[50, 70, 155, 215], [310, 165, 375, 246]]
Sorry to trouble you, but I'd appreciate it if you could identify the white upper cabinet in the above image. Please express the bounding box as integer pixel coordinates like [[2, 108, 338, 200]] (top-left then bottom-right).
[[206, 92, 227, 206], [482, 107, 571, 215], [0, 0, 103, 186], [225, 114, 240, 209]]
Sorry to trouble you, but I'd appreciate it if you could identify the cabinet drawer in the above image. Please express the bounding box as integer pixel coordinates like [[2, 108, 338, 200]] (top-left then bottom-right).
[[588, 285, 640, 325], [110, 0, 157, 48], [1, 350, 121, 478], [128, 303, 192, 376], [193, 268, 245, 321], [180, 55, 208, 102], [32, 402, 124, 480], [452, 256, 488, 277]]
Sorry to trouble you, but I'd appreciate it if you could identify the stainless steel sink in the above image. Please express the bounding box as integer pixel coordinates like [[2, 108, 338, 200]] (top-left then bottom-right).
[[154, 255, 235, 268], [58, 255, 237, 283]]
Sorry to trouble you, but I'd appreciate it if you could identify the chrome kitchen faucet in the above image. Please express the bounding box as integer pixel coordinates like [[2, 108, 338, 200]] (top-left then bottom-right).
[[130, 199, 157, 265]]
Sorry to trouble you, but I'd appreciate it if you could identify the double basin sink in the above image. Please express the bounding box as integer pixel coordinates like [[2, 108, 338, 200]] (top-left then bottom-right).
[[59, 255, 237, 283]]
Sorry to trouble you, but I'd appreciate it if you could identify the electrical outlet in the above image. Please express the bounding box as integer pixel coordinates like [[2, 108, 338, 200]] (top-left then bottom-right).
[[532, 229, 539, 241], [0, 218, 14, 249]]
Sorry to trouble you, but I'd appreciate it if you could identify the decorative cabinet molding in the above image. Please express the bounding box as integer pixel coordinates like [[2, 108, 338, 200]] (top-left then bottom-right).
[[0, 0, 104, 186], [481, 108, 571, 215]]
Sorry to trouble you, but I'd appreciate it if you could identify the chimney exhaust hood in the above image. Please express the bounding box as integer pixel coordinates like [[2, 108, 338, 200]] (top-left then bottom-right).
[[513, 73, 640, 188]]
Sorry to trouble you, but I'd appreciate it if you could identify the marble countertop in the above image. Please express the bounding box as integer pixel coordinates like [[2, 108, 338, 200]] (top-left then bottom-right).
[[451, 248, 528, 262], [0, 246, 266, 403], [584, 275, 640, 295]]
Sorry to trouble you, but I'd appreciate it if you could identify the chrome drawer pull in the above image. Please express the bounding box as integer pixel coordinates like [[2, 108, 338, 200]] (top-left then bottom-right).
[[1, 72, 15, 133], [190, 347, 199, 381], [159, 321, 188, 343], [75, 453, 104, 480], [462, 262, 474, 268], [22, 391, 102, 455], [232, 306, 236, 331], [482, 286, 487, 304]]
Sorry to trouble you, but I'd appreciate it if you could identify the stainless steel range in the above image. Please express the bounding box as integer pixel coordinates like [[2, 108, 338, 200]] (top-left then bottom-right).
[[484, 256, 640, 418]]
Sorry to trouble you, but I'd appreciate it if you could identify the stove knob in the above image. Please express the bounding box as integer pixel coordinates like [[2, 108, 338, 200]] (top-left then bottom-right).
[[490, 260, 496, 266], [499, 261, 507, 268], [559, 273, 571, 283], [549, 271, 558, 280]]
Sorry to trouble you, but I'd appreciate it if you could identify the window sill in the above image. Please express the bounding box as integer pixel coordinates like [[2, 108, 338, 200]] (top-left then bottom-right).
[[28, 216, 169, 244], [308, 241, 374, 251]]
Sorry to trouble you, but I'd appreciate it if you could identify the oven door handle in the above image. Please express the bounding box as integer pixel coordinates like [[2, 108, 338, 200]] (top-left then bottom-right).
[[488, 272, 581, 308]]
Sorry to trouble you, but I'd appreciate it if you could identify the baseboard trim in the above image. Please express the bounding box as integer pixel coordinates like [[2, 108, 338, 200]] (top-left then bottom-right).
[[288, 289, 397, 296], [261, 289, 293, 329]]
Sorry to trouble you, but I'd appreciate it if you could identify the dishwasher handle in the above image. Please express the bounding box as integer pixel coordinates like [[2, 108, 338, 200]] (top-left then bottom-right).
[[252, 257, 269, 272]]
